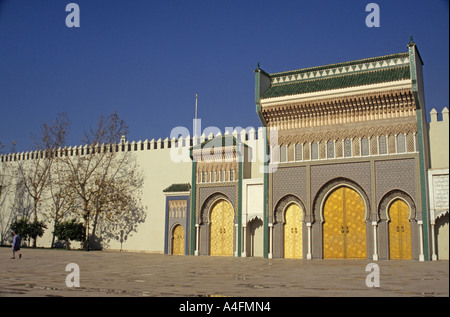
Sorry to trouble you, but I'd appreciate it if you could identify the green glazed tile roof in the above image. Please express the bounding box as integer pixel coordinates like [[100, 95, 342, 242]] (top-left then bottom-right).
[[262, 66, 410, 99], [163, 183, 191, 193], [270, 52, 409, 78], [192, 135, 244, 150], [261, 52, 412, 99], [189, 134, 248, 160]]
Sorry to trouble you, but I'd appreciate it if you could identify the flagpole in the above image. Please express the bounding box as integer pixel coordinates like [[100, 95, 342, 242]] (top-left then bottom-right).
[[194, 93, 198, 139]]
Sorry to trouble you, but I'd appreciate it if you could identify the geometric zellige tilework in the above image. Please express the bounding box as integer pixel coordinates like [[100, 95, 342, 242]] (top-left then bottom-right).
[[311, 161, 371, 210], [272, 166, 307, 212], [374, 158, 417, 206]]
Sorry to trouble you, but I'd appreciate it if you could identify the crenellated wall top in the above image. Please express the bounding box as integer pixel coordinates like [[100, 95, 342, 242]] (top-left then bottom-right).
[[1, 127, 265, 163]]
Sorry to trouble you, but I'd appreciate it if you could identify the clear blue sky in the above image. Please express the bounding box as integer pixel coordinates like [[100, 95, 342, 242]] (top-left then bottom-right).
[[0, 0, 448, 152]]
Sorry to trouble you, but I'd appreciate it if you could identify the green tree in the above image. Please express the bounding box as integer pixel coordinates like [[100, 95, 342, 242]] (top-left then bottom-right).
[[28, 220, 47, 245], [10, 218, 30, 241], [10, 218, 47, 247], [54, 219, 85, 249]]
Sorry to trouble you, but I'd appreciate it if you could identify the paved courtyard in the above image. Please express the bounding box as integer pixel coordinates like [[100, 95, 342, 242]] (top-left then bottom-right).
[[0, 247, 448, 298]]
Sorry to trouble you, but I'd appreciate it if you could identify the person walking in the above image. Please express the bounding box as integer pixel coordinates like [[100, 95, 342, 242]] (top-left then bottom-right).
[[11, 231, 22, 259]]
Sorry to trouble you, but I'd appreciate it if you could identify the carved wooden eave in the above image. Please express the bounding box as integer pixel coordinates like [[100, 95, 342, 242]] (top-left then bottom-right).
[[261, 88, 416, 132]]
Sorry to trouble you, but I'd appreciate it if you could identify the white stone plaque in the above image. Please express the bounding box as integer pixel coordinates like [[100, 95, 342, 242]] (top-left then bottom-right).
[[433, 174, 449, 209]]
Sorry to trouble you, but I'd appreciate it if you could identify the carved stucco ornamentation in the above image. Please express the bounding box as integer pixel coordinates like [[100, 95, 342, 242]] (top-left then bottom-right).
[[275, 120, 417, 146]]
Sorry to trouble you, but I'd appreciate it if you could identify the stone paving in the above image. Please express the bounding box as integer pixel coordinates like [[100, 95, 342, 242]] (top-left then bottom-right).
[[0, 247, 448, 297]]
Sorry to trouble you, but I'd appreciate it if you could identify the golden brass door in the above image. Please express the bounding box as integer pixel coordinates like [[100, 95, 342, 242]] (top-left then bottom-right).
[[323, 187, 367, 259], [210, 200, 234, 256], [344, 188, 367, 259], [172, 225, 185, 255], [284, 204, 303, 259], [389, 200, 412, 260]]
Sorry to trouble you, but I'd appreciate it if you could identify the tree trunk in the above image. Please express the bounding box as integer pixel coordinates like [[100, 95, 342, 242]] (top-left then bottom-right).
[[82, 196, 90, 251], [84, 217, 89, 251], [51, 212, 59, 249], [33, 199, 38, 248], [91, 211, 99, 241]]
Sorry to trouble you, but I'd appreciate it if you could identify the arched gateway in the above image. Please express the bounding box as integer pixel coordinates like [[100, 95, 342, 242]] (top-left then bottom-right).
[[172, 225, 185, 255], [284, 203, 303, 259], [210, 200, 234, 256], [388, 199, 412, 260], [323, 186, 367, 259]]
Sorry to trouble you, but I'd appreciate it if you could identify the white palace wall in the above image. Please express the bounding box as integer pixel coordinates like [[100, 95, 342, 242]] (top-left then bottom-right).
[[0, 128, 266, 253], [427, 107, 449, 260], [111, 139, 192, 253], [0, 137, 192, 253]]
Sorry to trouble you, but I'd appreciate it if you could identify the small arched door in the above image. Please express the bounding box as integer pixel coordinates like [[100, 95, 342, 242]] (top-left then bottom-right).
[[172, 225, 185, 255], [323, 187, 367, 259], [210, 200, 234, 256], [284, 204, 303, 259], [388, 199, 412, 260]]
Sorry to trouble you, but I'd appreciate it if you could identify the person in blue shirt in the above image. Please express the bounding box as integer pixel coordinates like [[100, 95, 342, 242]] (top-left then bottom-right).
[[11, 231, 22, 259]]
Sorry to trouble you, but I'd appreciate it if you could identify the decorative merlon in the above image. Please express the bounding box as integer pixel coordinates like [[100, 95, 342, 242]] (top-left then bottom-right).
[[270, 54, 410, 85], [430, 107, 449, 122]]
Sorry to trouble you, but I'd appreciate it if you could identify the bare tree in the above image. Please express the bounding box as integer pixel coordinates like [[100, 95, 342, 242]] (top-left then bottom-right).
[[46, 159, 77, 248], [41, 113, 72, 248], [89, 150, 146, 249], [15, 113, 69, 247], [0, 142, 15, 245], [61, 112, 145, 250], [16, 149, 48, 224]]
